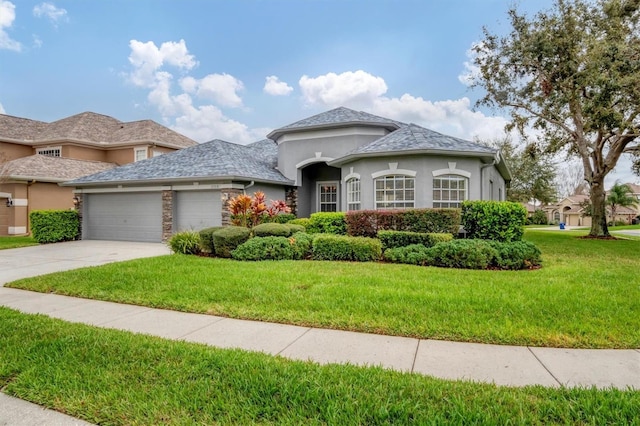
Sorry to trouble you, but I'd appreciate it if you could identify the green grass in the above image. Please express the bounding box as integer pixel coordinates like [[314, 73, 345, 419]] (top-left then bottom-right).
[[7, 230, 640, 348], [0, 235, 38, 250], [1, 307, 638, 425]]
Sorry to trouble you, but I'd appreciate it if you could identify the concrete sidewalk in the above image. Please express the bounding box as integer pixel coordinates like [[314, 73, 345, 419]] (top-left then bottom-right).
[[1, 240, 639, 425]]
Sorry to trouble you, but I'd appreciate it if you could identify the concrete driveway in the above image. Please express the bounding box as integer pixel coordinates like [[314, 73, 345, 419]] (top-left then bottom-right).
[[0, 240, 171, 286]]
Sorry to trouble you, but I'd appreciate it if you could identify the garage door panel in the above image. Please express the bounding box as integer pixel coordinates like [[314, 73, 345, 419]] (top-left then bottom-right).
[[175, 190, 221, 231], [85, 193, 162, 242]]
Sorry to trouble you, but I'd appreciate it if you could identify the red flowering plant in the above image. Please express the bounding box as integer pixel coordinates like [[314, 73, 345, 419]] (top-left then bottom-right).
[[228, 191, 290, 227]]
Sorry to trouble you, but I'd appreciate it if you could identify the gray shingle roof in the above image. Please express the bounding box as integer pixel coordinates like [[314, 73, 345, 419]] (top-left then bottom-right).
[[67, 139, 291, 186], [2, 155, 116, 182], [0, 112, 197, 148], [331, 123, 497, 165], [267, 107, 403, 139]]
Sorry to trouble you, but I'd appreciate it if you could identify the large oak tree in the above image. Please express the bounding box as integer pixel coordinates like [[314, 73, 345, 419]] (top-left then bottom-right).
[[471, 0, 640, 237]]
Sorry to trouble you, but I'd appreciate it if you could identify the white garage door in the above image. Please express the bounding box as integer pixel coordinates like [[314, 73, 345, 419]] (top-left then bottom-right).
[[175, 190, 221, 232], [85, 192, 162, 242]]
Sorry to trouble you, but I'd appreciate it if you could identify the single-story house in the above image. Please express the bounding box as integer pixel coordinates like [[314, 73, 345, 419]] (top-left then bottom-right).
[[66, 107, 511, 242], [0, 112, 197, 235], [545, 189, 639, 226]]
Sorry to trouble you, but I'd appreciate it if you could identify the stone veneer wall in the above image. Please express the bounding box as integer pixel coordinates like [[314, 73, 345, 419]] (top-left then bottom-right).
[[221, 188, 243, 226], [162, 190, 173, 241], [74, 193, 83, 239], [285, 186, 298, 217]]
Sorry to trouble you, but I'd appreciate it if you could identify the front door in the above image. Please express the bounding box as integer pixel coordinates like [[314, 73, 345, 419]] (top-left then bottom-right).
[[317, 181, 339, 212]]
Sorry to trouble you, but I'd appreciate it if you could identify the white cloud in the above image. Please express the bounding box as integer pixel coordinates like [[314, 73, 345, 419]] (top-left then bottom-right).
[[0, 1, 21, 51], [32, 34, 42, 48], [0, 102, 5, 114], [458, 41, 486, 87], [298, 70, 515, 143], [264, 75, 293, 96], [125, 39, 261, 142], [299, 70, 387, 108], [33, 2, 68, 27]]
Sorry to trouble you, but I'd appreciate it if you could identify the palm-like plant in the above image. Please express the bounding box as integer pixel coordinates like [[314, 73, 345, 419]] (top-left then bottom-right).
[[606, 182, 638, 223]]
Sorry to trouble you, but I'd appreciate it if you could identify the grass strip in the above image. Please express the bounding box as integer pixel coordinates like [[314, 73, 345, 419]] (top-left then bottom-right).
[[7, 230, 640, 348], [0, 236, 38, 250], [1, 307, 638, 425]]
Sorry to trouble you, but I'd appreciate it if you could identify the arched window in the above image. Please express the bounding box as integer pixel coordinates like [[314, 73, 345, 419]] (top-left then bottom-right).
[[375, 175, 415, 209], [432, 174, 468, 208], [346, 177, 361, 211]]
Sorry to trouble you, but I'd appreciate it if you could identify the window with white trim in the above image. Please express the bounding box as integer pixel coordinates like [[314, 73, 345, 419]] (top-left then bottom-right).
[[36, 147, 61, 157], [375, 175, 415, 209], [134, 147, 148, 162], [318, 182, 339, 212], [433, 174, 468, 208], [346, 177, 361, 211]]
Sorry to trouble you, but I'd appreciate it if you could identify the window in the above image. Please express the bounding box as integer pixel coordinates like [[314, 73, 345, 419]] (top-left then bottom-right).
[[433, 174, 468, 208], [36, 147, 61, 157], [318, 182, 338, 212], [375, 175, 415, 209], [134, 147, 148, 162], [346, 177, 361, 211]]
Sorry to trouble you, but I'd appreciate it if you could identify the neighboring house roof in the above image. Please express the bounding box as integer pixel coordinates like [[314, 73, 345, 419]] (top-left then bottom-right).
[[267, 106, 402, 139], [0, 112, 197, 149], [1, 155, 116, 182], [623, 182, 640, 194], [66, 139, 292, 186]]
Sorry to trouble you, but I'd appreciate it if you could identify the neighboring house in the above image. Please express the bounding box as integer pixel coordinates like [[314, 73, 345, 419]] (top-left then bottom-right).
[[0, 112, 197, 235], [67, 107, 511, 243]]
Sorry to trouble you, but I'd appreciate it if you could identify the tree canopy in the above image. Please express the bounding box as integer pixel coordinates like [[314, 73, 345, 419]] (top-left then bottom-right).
[[471, 0, 640, 237], [607, 182, 638, 221]]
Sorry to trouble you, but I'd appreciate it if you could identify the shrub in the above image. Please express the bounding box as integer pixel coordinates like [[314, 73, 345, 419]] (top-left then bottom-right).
[[287, 224, 305, 234], [232, 236, 293, 261], [252, 223, 293, 237], [212, 226, 251, 258], [384, 244, 432, 266], [308, 212, 347, 234], [377, 230, 453, 250], [30, 210, 79, 243], [228, 191, 290, 228], [461, 201, 527, 242], [428, 239, 498, 270], [267, 213, 296, 224], [346, 209, 460, 237], [290, 232, 313, 260], [288, 218, 311, 231], [489, 240, 542, 270], [168, 231, 201, 255], [199, 226, 224, 254], [530, 209, 548, 225], [312, 234, 381, 262]]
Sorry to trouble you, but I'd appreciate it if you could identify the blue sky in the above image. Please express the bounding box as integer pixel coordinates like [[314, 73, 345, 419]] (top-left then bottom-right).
[[0, 0, 636, 186]]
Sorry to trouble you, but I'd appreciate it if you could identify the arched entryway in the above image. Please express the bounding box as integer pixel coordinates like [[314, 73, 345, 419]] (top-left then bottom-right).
[[297, 162, 341, 218]]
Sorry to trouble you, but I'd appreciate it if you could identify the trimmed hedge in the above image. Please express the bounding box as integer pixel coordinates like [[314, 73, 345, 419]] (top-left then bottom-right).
[[287, 218, 310, 231], [212, 226, 251, 258], [346, 209, 460, 237], [461, 201, 527, 242], [377, 230, 453, 250], [290, 232, 313, 260], [266, 213, 297, 224], [168, 231, 201, 255], [384, 239, 542, 270], [252, 223, 293, 237], [199, 226, 224, 254], [312, 234, 381, 262], [232, 236, 293, 261], [29, 210, 79, 243], [307, 212, 347, 234]]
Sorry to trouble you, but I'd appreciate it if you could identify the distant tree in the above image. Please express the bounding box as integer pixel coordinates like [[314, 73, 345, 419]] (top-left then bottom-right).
[[491, 138, 557, 204], [607, 182, 638, 222], [554, 160, 587, 199], [471, 0, 640, 237]]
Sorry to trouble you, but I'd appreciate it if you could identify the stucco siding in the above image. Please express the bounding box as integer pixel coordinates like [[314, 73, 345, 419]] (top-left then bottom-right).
[[0, 142, 32, 161]]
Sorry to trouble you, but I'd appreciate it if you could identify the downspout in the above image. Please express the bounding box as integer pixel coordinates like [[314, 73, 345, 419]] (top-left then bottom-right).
[[243, 181, 255, 194], [480, 161, 496, 200]]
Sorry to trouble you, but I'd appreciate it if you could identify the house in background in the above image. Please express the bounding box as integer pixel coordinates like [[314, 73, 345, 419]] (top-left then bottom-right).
[[68, 107, 511, 243], [0, 112, 197, 235]]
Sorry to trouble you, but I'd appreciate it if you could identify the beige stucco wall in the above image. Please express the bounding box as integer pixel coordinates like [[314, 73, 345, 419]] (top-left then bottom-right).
[[29, 183, 75, 211], [0, 142, 32, 161], [64, 145, 108, 162], [106, 147, 136, 165]]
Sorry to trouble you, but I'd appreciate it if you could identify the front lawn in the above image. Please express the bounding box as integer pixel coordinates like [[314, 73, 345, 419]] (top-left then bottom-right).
[[1, 307, 637, 425], [8, 230, 640, 348], [0, 236, 38, 250]]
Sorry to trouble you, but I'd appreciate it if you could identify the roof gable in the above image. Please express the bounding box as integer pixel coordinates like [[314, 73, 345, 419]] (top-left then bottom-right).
[[2, 154, 116, 182]]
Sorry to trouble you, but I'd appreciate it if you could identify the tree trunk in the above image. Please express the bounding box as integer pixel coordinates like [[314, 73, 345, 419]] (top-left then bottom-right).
[[588, 177, 609, 237]]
